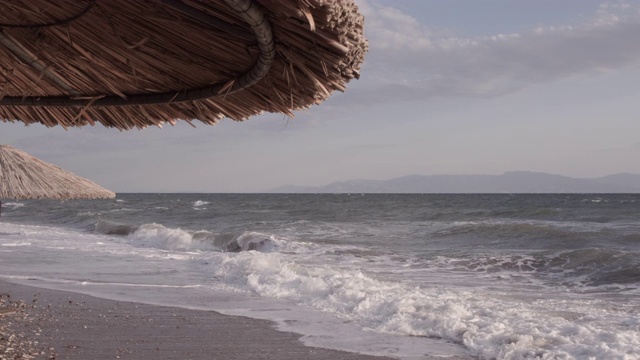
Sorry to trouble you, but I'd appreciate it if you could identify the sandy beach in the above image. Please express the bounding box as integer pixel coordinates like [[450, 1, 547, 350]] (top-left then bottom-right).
[[0, 280, 395, 360]]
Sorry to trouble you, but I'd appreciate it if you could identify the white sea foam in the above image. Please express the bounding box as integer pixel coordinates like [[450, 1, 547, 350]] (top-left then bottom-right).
[[209, 251, 640, 359], [1, 202, 25, 208], [193, 200, 209, 207], [130, 223, 215, 251], [126, 224, 287, 254], [233, 232, 278, 252], [0, 242, 31, 247]]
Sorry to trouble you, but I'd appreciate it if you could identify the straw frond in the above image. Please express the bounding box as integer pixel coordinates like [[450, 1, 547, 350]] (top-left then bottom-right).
[[0, 145, 115, 199], [0, 0, 367, 130]]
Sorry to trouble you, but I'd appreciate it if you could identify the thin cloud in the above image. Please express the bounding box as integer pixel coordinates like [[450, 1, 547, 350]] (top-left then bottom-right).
[[354, 0, 640, 102]]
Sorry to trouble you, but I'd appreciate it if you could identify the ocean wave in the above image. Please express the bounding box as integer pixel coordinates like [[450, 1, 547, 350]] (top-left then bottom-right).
[[427, 248, 640, 288], [0, 231, 24, 236], [128, 223, 216, 251], [487, 207, 563, 219], [123, 223, 286, 253], [0, 242, 31, 247], [1, 202, 25, 208], [553, 248, 640, 286], [94, 220, 138, 236], [433, 220, 580, 239], [210, 251, 640, 359], [428, 220, 625, 250]]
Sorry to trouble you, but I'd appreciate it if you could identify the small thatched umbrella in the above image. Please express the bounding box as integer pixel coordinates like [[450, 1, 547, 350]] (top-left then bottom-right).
[[0, 144, 115, 216], [0, 0, 367, 130]]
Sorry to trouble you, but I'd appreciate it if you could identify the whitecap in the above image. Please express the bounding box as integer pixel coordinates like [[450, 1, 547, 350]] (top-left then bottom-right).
[[2, 202, 25, 208], [128, 223, 218, 251]]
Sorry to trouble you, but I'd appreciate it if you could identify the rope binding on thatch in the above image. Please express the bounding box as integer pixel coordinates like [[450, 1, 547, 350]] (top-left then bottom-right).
[[0, 0, 275, 107]]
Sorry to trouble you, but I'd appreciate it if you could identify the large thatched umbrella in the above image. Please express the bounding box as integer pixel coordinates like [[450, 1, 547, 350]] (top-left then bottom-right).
[[0, 144, 115, 216], [0, 0, 367, 129]]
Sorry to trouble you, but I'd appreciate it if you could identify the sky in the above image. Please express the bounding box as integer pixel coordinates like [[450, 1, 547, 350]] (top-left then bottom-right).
[[3, 0, 640, 192]]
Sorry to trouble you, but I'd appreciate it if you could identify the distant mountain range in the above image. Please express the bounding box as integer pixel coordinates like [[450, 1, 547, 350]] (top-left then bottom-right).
[[268, 171, 640, 193]]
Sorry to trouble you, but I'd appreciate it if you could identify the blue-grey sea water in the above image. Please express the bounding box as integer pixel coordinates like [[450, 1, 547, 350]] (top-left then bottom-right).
[[1, 194, 639, 359]]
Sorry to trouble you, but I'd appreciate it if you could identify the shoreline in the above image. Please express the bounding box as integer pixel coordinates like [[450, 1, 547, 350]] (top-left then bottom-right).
[[0, 280, 398, 360]]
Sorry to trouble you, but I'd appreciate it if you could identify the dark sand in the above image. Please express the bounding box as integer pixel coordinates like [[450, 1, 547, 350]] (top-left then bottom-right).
[[1, 280, 396, 360]]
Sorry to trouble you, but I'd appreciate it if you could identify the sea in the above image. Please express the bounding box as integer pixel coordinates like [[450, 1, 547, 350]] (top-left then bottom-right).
[[0, 193, 639, 359]]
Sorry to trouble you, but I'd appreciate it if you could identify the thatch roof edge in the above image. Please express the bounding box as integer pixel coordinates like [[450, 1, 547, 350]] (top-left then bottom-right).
[[0, 145, 115, 200], [0, 0, 368, 129]]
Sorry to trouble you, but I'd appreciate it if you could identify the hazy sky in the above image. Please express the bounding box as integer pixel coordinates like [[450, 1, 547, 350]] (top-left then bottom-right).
[[3, 0, 640, 192]]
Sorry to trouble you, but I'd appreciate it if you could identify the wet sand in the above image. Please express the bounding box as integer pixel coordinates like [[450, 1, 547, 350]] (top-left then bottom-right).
[[0, 280, 395, 360]]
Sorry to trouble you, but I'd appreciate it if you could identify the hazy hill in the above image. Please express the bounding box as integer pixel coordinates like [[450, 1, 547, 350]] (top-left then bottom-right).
[[592, 173, 640, 190], [268, 171, 640, 193]]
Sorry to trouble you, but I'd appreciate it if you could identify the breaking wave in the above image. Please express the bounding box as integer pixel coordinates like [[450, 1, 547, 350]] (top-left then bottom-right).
[[209, 248, 640, 360], [94, 220, 138, 236], [119, 223, 283, 253]]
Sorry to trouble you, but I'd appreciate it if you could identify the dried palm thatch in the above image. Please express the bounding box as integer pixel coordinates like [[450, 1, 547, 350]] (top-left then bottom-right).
[[0, 0, 367, 130], [0, 145, 115, 200]]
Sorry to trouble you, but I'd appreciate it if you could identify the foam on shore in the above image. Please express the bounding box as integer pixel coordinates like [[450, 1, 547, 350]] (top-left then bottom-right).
[[0, 280, 410, 360]]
